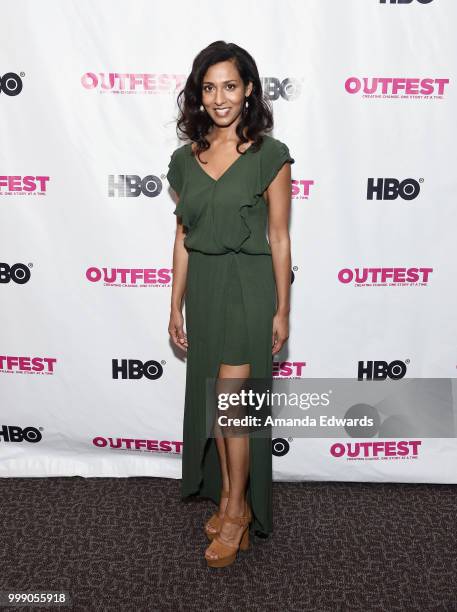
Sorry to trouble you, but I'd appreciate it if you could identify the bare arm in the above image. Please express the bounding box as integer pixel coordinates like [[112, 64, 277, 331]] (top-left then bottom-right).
[[266, 162, 292, 355], [169, 198, 189, 352]]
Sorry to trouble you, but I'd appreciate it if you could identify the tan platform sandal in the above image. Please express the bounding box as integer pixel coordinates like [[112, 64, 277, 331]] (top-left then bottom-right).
[[204, 489, 229, 541], [205, 502, 252, 568]]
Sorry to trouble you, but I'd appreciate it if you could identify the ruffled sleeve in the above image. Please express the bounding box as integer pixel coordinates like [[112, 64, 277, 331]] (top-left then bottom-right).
[[166, 148, 183, 196], [258, 138, 295, 195], [166, 147, 190, 223]]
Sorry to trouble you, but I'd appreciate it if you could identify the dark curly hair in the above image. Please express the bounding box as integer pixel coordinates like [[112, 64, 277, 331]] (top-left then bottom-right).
[[173, 40, 274, 160]]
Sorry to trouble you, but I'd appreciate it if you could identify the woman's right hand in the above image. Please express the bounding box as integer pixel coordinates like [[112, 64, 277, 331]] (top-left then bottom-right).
[[168, 309, 188, 352]]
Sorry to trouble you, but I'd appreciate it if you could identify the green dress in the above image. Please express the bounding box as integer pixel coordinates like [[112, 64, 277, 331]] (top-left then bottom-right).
[[167, 134, 294, 536]]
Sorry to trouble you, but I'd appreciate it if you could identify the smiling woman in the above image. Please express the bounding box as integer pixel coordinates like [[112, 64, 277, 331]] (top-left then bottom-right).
[[167, 40, 294, 568]]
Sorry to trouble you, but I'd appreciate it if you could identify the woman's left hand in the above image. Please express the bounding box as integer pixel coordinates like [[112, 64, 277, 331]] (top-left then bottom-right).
[[272, 311, 289, 355]]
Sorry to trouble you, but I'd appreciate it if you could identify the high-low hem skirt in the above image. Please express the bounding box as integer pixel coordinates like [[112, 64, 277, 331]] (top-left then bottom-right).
[[181, 249, 276, 536]]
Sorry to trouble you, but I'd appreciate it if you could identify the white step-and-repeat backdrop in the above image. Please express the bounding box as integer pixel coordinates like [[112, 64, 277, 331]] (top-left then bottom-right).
[[2, 0, 457, 482]]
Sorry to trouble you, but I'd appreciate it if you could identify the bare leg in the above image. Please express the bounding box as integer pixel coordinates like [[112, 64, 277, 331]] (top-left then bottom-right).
[[204, 432, 230, 535], [206, 362, 251, 560], [206, 362, 248, 533]]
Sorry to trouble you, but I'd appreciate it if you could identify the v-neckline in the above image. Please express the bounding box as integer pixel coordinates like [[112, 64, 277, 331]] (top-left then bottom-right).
[[189, 141, 253, 183]]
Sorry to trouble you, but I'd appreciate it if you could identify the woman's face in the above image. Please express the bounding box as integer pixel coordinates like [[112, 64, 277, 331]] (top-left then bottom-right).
[[201, 60, 253, 128]]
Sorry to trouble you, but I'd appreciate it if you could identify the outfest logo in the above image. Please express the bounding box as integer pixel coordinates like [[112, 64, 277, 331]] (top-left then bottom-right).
[[86, 267, 172, 287], [0, 356, 57, 374], [93, 436, 183, 454], [330, 440, 422, 460], [0, 176, 50, 195], [345, 77, 449, 99], [273, 361, 307, 378], [81, 72, 185, 94], [291, 179, 314, 200], [338, 267, 433, 287]]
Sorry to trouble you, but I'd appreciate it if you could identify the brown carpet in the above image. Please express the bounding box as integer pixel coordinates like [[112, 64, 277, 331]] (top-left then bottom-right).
[[1, 477, 456, 611]]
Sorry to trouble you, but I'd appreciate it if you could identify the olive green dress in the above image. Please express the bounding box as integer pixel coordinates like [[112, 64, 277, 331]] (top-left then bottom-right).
[[167, 134, 294, 536]]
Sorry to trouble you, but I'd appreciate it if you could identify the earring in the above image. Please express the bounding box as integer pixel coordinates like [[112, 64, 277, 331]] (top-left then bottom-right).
[[200, 104, 204, 111], [245, 97, 249, 108]]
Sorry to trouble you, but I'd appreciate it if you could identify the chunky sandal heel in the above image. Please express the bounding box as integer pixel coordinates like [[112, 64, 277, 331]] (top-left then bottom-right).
[[204, 488, 229, 540], [205, 501, 252, 568]]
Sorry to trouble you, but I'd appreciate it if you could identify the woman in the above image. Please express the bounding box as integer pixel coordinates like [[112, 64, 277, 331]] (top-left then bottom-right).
[[167, 41, 294, 568]]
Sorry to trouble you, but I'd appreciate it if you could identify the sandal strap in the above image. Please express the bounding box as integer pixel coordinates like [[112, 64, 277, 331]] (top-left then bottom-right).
[[223, 514, 250, 527], [205, 512, 221, 529], [212, 534, 239, 552]]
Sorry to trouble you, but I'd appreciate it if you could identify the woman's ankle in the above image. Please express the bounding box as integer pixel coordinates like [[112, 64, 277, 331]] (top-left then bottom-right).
[[226, 497, 247, 516]]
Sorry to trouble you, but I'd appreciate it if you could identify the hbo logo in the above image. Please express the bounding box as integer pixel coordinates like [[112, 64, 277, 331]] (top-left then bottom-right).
[[262, 78, 301, 101], [0, 425, 42, 443], [112, 359, 164, 380], [358, 360, 407, 381], [0, 72, 23, 96], [272, 438, 290, 457], [367, 178, 421, 201], [0, 263, 31, 284], [108, 175, 162, 197]]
